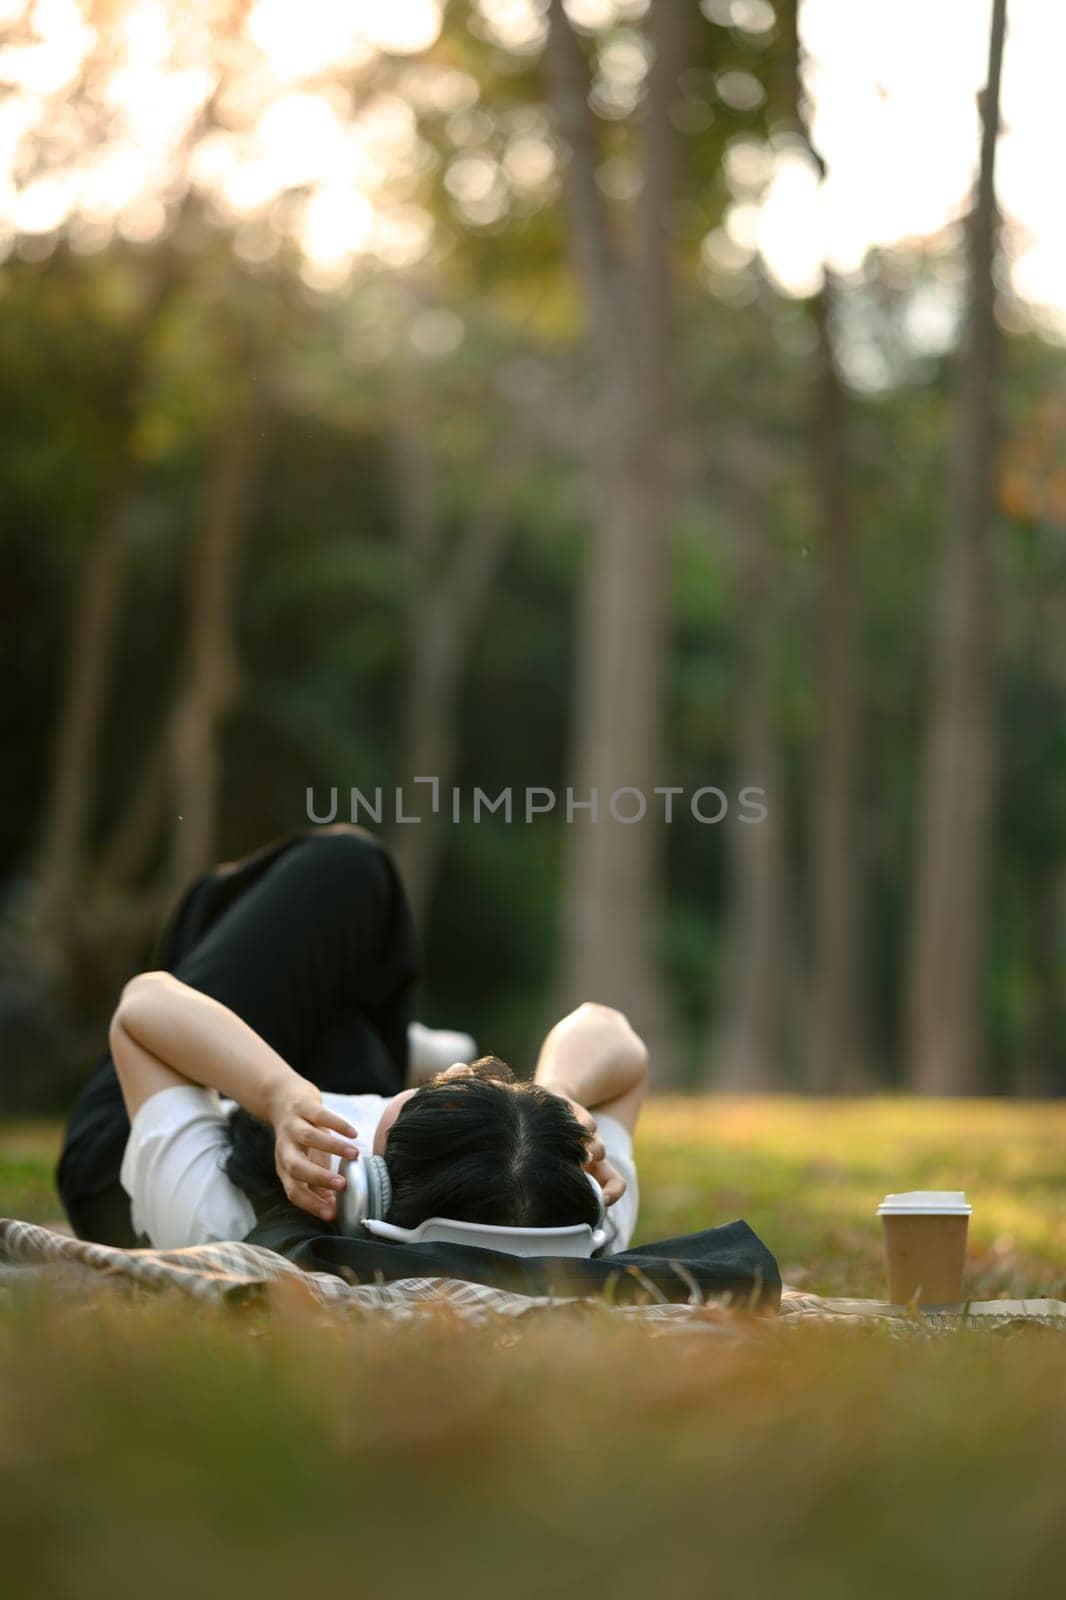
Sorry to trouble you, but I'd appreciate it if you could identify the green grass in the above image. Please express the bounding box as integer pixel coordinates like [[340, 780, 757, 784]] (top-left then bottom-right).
[[1, 1097, 1064, 1598], [636, 1096, 1066, 1298]]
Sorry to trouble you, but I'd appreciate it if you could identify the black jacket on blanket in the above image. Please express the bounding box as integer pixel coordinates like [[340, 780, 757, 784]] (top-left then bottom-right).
[[245, 1203, 782, 1310]]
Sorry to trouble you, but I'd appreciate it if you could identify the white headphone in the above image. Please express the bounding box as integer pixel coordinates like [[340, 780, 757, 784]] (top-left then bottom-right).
[[336, 1154, 611, 1258]]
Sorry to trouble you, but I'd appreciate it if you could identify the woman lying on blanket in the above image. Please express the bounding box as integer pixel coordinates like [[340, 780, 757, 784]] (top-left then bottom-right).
[[56, 827, 648, 1259]]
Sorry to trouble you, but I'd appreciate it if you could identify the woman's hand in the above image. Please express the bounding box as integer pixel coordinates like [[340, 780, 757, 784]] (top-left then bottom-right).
[[269, 1083, 360, 1223], [539, 1082, 626, 1209]]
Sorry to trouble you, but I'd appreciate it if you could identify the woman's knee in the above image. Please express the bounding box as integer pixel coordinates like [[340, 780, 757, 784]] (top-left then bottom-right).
[[293, 826, 396, 905], [309, 823, 391, 865]]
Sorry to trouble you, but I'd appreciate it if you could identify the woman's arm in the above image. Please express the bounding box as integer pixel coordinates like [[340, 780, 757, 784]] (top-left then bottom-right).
[[110, 971, 361, 1220], [533, 1003, 649, 1209], [534, 1002, 649, 1132]]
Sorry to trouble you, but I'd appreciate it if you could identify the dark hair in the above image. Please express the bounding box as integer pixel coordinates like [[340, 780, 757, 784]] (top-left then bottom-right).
[[224, 1107, 283, 1217], [224, 1057, 600, 1233], [384, 1057, 600, 1231]]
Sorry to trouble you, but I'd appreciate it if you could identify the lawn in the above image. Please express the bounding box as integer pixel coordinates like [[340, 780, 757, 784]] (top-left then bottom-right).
[[1, 1096, 1064, 1599]]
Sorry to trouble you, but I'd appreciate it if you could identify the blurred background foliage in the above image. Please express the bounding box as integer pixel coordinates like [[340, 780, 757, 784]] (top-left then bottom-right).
[[0, 0, 1062, 1109]]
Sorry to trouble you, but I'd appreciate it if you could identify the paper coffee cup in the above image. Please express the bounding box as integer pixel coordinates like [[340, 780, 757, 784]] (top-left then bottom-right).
[[877, 1191, 971, 1307]]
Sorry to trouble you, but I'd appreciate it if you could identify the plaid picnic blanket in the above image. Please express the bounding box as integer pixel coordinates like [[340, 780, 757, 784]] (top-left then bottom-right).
[[2, 1219, 1063, 1332], [0, 1218, 754, 1328]]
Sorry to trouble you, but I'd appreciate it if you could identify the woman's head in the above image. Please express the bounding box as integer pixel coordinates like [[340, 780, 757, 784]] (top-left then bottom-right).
[[380, 1057, 601, 1232]]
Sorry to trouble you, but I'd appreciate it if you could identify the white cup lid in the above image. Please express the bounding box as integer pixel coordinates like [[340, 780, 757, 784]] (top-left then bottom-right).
[[877, 1190, 971, 1216]]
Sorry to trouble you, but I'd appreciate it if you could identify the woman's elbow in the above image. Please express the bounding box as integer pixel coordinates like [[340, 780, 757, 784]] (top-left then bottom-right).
[[611, 1010, 650, 1082], [111, 969, 171, 1038], [626, 1029, 650, 1084], [576, 1002, 649, 1077]]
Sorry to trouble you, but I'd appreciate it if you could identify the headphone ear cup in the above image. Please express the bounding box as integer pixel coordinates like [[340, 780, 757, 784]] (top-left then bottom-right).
[[363, 1155, 393, 1222], [337, 1156, 368, 1234], [337, 1155, 392, 1233]]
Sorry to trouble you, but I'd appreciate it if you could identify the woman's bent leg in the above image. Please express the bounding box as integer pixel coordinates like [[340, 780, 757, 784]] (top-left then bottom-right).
[[57, 827, 419, 1242]]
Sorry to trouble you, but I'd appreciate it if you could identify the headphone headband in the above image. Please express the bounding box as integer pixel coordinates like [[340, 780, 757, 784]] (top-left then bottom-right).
[[336, 1157, 611, 1258]]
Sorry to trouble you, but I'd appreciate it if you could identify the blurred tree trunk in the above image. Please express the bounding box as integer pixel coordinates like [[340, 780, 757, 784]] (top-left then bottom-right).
[[784, 0, 869, 1091], [94, 728, 170, 891], [546, 0, 684, 1076], [169, 395, 267, 894], [388, 364, 442, 928], [706, 442, 795, 1090], [1015, 868, 1063, 1097], [93, 370, 270, 901], [29, 8, 253, 973], [388, 371, 525, 931], [32, 256, 186, 967], [807, 277, 869, 1090], [906, 0, 1008, 1095]]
